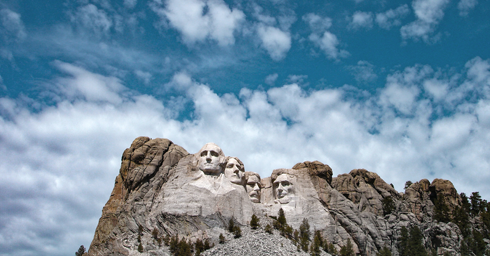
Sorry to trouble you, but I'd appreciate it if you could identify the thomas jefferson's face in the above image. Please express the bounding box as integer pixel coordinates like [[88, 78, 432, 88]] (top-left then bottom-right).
[[246, 175, 261, 203], [274, 174, 294, 199], [198, 144, 222, 175], [225, 158, 244, 184]]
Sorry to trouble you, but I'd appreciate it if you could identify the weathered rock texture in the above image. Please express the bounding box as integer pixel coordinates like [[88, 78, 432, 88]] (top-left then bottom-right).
[[88, 137, 488, 256]]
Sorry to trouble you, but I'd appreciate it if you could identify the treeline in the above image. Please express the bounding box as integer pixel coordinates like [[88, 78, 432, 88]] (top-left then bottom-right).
[[432, 191, 490, 256], [266, 208, 361, 256]]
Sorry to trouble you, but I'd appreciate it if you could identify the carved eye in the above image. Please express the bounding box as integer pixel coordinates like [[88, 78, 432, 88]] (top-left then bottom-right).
[[200, 151, 207, 157], [227, 164, 234, 169], [210, 151, 219, 157], [281, 181, 290, 187]]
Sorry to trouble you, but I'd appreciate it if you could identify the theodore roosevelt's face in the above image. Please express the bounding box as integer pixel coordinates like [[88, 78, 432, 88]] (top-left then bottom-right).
[[274, 174, 294, 199], [246, 175, 261, 203], [225, 158, 244, 184], [198, 144, 222, 175]]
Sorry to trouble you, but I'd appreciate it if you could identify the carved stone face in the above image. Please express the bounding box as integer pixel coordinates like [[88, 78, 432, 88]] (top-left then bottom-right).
[[225, 158, 244, 184], [246, 175, 261, 203], [274, 174, 294, 200], [198, 143, 223, 175]]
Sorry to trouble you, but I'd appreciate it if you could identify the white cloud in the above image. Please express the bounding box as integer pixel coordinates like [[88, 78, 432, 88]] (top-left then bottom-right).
[[302, 13, 332, 32], [458, 0, 478, 16], [287, 74, 308, 84], [265, 73, 279, 85], [304, 13, 348, 60], [123, 0, 138, 9], [0, 8, 27, 43], [348, 61, 377, 83], [134, 70, 152, 84], [349, 11, 373, 29], [423, 78, 448, 101], [54, 61, 124, 104], [375, 5, 410, 30], [308, 31, 348, 60], [401, 0, 450, 43], [154, 0, 245, 46], [69, 4, 113, 36], [3, 58, 490, 255], [257, 24, 291, 61]]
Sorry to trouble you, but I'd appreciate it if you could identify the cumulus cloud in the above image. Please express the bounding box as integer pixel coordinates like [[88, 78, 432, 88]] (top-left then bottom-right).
[[265, 73, 279, 85], [303, 13, 348, 60], [2, 58, 490, 255], [0, 8, 27, 43], [401, 0, 450, 43], [458, 0, 478, 16], [349, 11, 373, 29], [257, 24, 291, 61], [375, 5, 410, 30], [152, 0, 245, 46]]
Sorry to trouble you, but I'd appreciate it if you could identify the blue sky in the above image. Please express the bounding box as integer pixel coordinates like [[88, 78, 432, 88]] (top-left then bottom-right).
[[1, 0, 490, 255]]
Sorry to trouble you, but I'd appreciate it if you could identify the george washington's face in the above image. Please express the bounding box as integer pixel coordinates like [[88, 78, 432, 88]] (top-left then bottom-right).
[[198, 143, 223, 175], [224, 158, 244, 184], [246, 175, 261, 203]]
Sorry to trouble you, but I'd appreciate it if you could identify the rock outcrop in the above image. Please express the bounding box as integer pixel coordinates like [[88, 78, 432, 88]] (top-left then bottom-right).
[[88, 137, 488, 256]]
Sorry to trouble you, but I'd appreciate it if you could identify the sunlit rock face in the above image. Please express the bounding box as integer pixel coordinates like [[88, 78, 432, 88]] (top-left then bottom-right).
[[88, 137, 471, 256]]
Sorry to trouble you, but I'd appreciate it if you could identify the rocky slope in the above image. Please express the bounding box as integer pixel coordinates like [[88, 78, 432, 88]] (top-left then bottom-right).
[[88, 137, 489, 256]]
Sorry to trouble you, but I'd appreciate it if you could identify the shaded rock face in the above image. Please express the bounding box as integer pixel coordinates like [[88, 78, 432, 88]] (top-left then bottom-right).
[[88, 137, 476, 256]]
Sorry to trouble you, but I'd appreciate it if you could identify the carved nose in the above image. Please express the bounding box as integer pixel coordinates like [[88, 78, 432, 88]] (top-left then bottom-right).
[[253, 184, 260, 191], [278, 183, 284, 190], [234, 169, 239, 175]]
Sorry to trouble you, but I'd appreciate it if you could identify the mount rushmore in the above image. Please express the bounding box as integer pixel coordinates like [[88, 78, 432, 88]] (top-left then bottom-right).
[[87, 137, 489, 255]]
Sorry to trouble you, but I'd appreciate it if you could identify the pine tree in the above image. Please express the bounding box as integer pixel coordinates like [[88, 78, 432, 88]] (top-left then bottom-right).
[[299, 218, 310, 252], [204, 239, 211, 250], [194, 239, 204, 255], [75, 245, 86, 256], [138, 242, 144, 253], [340, 239, 355, 256], [170, 234, 179, 253], [250, 214, 260, 229], [265, 224, 273, 234], [470, 192, 482, 217], [310, 230, 323, 256], [377, 246, 392, 256], [278, 208, 287, 227], [233, 226, 242, 238], [398, 226, 409, 256], [228, 218, 235, 233], [382, 196, 395, 215], [152, 227, 159, 240], [219, 233, 225, 244], [433, 193, 450, 223], [470, 230, 486, 256], [452, 205, 470, 238], [408, 226, 427, 256]]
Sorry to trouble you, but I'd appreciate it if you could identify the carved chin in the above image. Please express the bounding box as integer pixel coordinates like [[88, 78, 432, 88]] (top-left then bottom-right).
[[230, 177, 241, 184], [249, 194, 260, 203], [275, 197, 292, 204]]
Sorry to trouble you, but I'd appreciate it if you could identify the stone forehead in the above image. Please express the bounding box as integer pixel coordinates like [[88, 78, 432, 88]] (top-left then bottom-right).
[[244, 171, 260, 180], [198, 143, 225, 156], [274, 173, 290, 183], [248, 175, 260, 182]]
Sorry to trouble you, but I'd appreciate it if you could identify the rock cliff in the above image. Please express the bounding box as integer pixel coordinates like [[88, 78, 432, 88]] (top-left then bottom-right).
[[88, 137, 489, 256]]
